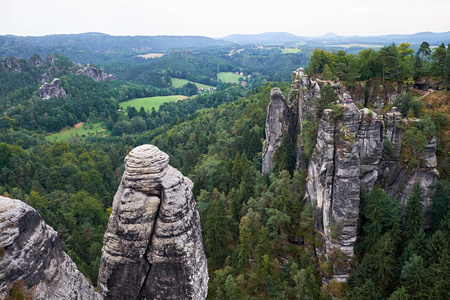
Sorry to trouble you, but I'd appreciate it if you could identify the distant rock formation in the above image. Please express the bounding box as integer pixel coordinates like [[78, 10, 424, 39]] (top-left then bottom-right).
[[28, 56, 45, 67], [39, 78, 67, 99], [0, 57, 25, 72], [0, 196, 101, 300], [98, 144, 208, 300], [263, 67, 439, 281], [77, 64, 117, 82]]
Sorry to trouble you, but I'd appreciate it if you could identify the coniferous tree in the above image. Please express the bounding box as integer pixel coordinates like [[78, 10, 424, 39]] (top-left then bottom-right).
[[401, 255, 428, 299], [403, 182, 424, 242], [204, 189, 229, 268]]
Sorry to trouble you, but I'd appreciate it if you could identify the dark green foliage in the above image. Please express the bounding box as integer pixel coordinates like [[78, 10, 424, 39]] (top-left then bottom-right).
[[389, 287, 409, 300], [403, 182, 424, 242], [204, 189, 230, 268], [393, 93, 423, 118], [347, 279, 383, 300], [401, 255, 428, 298], [272, 135, 297, 175], [430, 180, 450, 229]]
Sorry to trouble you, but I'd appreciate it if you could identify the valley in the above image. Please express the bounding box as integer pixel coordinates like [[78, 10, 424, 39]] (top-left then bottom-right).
[[0, 31, 449, 300]]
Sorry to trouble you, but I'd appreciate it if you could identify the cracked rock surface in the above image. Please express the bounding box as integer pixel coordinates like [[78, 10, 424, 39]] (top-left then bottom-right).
[[97, 144, 208, 300], [0, 197, 100, 300]]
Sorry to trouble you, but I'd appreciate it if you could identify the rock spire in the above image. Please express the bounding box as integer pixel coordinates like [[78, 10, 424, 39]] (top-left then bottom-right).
[[97, 144, 208, 300]]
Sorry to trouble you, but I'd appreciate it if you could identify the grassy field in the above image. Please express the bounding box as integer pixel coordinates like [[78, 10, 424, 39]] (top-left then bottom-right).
[[282, 48, 302, 54], [120, 95, 188, 112], [46, 121, 108, 142], [171, 78, 213, 89], [217, 72, 244, 83]]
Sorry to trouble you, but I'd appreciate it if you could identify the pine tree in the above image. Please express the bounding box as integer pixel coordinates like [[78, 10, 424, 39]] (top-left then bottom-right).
[[204, 189, 229, 268], [371, 234, 396, 294], [389, 287, 409, 300], [347, 279, 383, 300], [294, 266, 320, 300], [403, 182, 424, 242], [401, 255, 428, 299]]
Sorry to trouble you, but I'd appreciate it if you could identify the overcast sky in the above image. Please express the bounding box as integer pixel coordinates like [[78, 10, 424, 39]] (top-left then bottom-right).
[[1, 0, 449, 37]]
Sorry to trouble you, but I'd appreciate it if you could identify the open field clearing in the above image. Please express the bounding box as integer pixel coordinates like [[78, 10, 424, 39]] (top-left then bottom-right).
[[46, 121, 108, 142], [171, 78, 214, 89], [217, 72, 244, 83], [120, 95, 189, 112]]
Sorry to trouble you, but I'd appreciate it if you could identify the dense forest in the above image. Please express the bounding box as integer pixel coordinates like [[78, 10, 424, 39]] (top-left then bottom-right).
[[0, 40, 449, 299]]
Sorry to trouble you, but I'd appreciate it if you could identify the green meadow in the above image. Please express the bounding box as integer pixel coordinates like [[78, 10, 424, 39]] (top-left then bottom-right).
[[281, 48, 302, 54], [171, 78, 214, 89], [217, 72, 244, 83], [119, 95, 188, 112], [46, 121, 108, 142]]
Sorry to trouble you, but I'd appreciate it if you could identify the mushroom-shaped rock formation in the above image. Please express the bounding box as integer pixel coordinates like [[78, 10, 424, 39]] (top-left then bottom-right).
[[97, 144, 208, 300]]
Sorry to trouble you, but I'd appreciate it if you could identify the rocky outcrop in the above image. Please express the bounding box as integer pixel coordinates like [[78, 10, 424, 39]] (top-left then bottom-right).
[[0, 57, 25, 72], [262, 88, 290, 174], [264, 67, 440, 281], [28, 56, 45, 67], [39, 78, 67, 100], [378, 111, 439, 208], [0, 196, 100, 300], [77, 64, 117, 82], [98, 144, 208, 300], [305, 104, 439, 279]]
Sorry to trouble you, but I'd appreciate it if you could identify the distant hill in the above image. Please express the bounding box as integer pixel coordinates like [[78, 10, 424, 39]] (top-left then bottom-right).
[[222, 32, 301, 44], [0, 33, 231, 60], [221, 31, 450, 46]]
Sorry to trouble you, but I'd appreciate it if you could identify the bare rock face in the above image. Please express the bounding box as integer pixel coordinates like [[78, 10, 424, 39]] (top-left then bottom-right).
[[97, 144, 208, 300], [77, 64, 117, 82], [0, 57, 24, 72], [305, 104, 439, 280], [0, 196, 101, 300], [264, 67, 440, 281], [262, 88, 290, 174], [39, 78, 67, 100]]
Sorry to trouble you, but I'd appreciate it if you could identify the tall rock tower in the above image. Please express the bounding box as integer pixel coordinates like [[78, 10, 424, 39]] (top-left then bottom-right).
[[98, 144, 208, 299], [263, 67, 439, 281]]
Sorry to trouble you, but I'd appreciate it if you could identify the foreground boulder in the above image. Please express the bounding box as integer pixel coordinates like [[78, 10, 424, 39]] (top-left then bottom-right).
[[97, 144, 208, 300], [0, 196, 100, 299]]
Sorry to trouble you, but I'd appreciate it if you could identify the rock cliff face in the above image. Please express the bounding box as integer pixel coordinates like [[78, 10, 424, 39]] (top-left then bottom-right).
[[305, 105, 439, 278], [98, 144, 208, 300], [0, 196, 100, 300], [39, 78, 68, 100], [262, 88, 290, 174], [77, 64, 117, 82], [264, 67, 439, 280]]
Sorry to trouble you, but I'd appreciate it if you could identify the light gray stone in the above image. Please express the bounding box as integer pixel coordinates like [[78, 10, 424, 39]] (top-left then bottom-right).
[[39, 78, 67, 99], [98, 144, 208, 300], [0, 197, 101, 300]]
